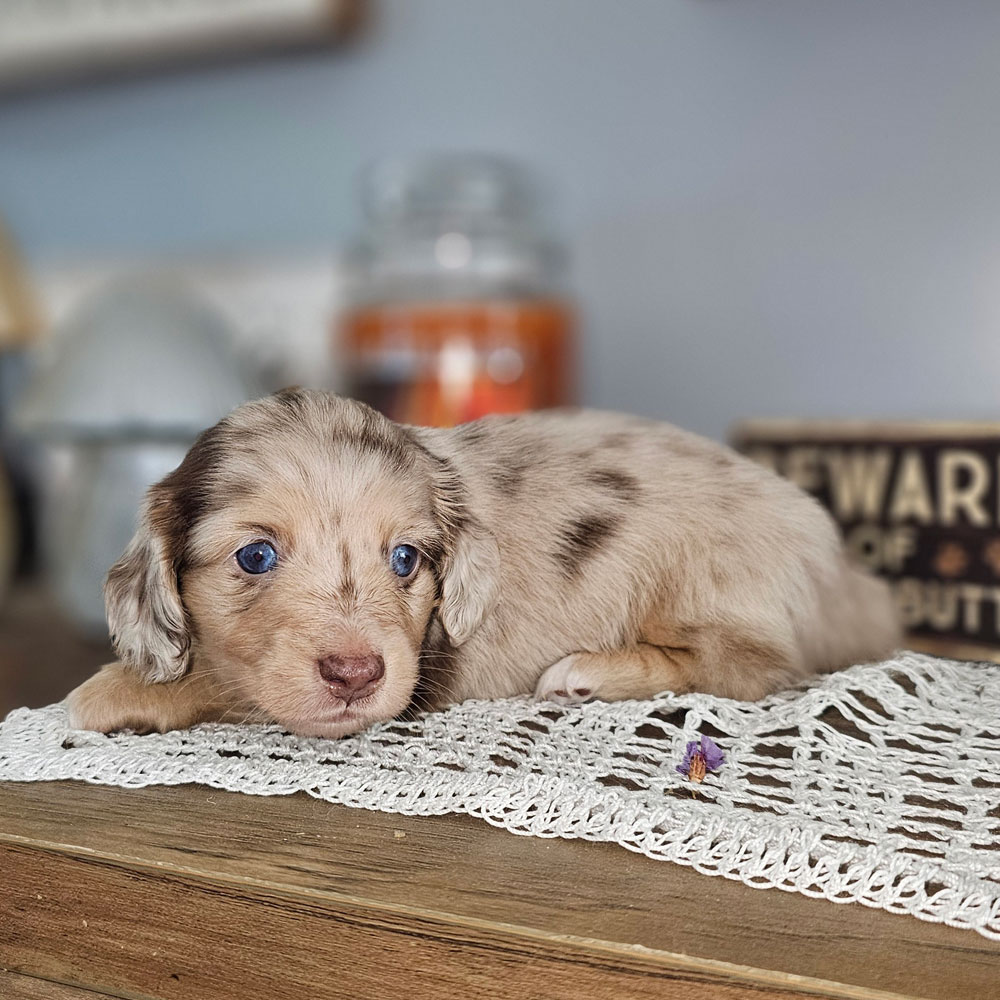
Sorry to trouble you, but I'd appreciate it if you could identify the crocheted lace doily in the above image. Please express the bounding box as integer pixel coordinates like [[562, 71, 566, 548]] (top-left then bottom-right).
[[2, 651, 998, 939]]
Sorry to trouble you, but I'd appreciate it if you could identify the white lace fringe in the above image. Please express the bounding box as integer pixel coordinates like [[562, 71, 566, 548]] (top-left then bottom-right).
[[2, 651, 998, 939]]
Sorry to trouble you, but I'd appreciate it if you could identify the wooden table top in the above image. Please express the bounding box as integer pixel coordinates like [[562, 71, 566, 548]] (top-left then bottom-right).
[[2, 588, 999, 999], [1, 778, 998, 1000]]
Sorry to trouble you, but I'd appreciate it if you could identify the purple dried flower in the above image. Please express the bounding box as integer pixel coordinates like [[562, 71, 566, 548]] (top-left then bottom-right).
[[676, 735, 725, 783]]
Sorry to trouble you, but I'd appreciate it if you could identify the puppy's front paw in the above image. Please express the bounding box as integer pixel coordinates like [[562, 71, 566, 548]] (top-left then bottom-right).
[[534, 654, 598, 705], [66, 663, 171, 734]]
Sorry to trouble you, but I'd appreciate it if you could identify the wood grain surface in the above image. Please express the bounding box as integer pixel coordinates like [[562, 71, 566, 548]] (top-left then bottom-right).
[[2, 781, 998, 1000], [0, 971, 115, 999], [0, 969, 117, 1000]]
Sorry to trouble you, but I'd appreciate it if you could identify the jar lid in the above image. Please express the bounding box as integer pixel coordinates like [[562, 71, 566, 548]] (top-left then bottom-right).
[[346, 153, 566, 304], [362, 153, 543, 226]]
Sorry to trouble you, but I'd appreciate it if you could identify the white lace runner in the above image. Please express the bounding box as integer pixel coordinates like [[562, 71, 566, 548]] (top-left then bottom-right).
[[2, 651, 998, 939]]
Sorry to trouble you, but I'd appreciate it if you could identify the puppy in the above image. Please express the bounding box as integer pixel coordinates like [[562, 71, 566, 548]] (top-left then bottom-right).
[[66, 389, 900, 738]]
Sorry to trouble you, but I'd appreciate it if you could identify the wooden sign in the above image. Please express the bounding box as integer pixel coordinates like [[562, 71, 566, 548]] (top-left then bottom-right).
[[732, 420, 1000, 663]]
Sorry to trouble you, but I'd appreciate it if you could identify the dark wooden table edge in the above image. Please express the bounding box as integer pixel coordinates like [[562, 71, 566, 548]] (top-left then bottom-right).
[[1, 829, 945, 1000], [3, 778, 997, 1000]]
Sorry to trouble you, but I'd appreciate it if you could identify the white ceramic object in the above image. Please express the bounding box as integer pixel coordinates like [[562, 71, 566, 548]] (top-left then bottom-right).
[[14, 275, 260, 631], [17, 275, 255, 437]]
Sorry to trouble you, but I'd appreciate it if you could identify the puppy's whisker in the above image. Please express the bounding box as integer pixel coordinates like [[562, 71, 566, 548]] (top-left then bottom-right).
[[417, 649, 461, 660], [412, 673, 453, 693], [208, 687, 254, 705]]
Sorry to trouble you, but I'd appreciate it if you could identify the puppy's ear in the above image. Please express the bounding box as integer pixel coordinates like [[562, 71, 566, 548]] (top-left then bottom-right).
[[439, 520, 500, 646], [422, 445, 500, 644], [104, 488, 190, 683]]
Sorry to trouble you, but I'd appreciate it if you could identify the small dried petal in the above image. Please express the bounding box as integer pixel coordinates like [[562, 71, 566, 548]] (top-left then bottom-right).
[[688, 752, 707, 784], [699, 736, 725, 772]]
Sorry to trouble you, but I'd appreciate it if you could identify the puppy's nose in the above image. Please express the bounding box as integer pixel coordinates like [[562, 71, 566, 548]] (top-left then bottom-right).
[[317, 653, 385, 704]]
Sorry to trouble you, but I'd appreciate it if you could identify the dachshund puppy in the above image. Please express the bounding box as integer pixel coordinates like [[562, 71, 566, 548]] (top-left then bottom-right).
[[66, 389, 900, 738]]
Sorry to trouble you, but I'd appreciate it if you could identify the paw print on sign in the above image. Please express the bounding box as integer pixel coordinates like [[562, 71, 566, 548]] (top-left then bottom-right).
[[933, 542, 968, 578], [983, 538, 1000, 576]]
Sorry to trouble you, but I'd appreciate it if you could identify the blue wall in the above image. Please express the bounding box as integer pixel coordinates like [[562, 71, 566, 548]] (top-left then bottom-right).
[[3, 0, 1000, 439]]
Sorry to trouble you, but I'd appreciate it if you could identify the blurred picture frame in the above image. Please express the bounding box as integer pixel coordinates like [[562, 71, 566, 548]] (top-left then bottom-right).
[[0, 0, 360, 92]]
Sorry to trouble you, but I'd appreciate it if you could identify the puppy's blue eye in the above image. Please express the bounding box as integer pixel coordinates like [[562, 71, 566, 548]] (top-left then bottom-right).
[[236, 541, 278, 574], [390, 544, 419, 578]]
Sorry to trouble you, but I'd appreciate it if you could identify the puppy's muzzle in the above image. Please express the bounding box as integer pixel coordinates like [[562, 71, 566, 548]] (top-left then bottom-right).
[[317, 653, 385, 705]]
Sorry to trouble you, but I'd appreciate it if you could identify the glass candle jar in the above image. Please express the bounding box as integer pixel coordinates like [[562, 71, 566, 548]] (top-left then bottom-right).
[[338, 153, 575, 426]]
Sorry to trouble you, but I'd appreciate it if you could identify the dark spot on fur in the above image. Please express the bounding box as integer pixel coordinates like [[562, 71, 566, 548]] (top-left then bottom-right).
[[231, 591, 258, 616], [338, 544, 359, 601], [408, 441, 470, 537], [587, 468, 640, 501], [272, 385, 309, 416], [490, 458, 530, 497], [712, 495, 741, 517], [260, 389, 415, 478], [455, 422, 489, 443], [554, 514, 622, 579], [149, 419, 232, 570], [217, 477, 256, 506], [334, 426, 412, 473], [602, 432, 631, 449], [491, 467, 522, 495], [421, 538, 446, 569], [662, 436, 706, 460]]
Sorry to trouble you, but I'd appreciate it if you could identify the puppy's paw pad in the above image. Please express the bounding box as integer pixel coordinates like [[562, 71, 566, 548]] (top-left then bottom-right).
[[534, 655, 598, 705]]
